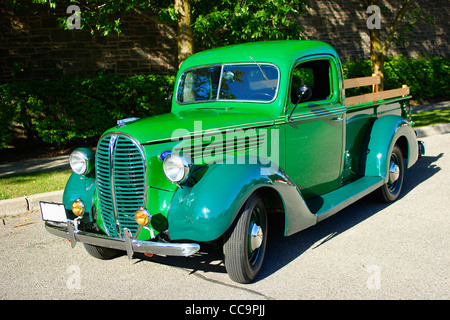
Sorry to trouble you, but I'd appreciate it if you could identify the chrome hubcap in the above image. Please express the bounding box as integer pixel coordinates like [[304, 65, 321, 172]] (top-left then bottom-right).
[[249, 222, 263, 251], [389, 161, 400, 184]]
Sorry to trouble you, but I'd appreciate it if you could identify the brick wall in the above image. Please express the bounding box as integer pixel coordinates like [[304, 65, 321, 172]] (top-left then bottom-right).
[[0, 0, 448, 83], [300, 0, 449, 60], [0, 6, 177, 83]]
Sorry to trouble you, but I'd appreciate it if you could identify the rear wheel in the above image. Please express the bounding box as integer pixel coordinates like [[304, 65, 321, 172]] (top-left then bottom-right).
[[377, 145, 404, 203], [223, 194, 268, 284]]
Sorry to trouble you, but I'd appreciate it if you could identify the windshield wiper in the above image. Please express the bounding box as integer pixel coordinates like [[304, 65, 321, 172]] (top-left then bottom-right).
[[249, 56, 275, 91]]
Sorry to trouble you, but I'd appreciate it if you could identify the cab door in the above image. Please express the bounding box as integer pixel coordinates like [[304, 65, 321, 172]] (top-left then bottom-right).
[[284, 56, 345, 200]]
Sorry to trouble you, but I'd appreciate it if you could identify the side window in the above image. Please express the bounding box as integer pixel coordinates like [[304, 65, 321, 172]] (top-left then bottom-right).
[[291, 60, 331, 104]]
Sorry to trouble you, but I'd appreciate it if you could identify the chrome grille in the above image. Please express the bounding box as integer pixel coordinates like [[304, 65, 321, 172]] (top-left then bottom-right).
[[96, 134, 146, 237]]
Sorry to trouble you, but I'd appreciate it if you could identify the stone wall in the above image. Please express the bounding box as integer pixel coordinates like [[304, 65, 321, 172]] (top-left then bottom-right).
[[0, 0, 448, 83]]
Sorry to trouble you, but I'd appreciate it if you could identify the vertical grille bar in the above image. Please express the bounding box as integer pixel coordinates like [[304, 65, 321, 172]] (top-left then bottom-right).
[[96, 134, 146, 237]]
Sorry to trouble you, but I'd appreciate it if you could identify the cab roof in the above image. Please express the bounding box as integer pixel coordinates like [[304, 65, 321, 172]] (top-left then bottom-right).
[[178, 40, 339, 73]]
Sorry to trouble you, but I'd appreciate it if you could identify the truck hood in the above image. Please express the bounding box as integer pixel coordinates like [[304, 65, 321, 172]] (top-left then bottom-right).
[[105, 109, 276, 145]]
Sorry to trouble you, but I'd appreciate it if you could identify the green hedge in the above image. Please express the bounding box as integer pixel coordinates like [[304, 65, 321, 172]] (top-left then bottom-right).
[[0, 74, 175, 149], [343, 55, 450, 102]]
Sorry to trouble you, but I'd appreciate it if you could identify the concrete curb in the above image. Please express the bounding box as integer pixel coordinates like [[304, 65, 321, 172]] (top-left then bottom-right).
[[414, 123, 450, 138], [0, 190, 63, 217]]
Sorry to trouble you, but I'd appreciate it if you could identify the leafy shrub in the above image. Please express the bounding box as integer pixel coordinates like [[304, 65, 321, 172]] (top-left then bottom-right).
[[0, 74, 175, 149], [1, 55, 448, 150], [0, 96, 17, 149], [384, 56, 450, 102], [343, 56, 450, 103]]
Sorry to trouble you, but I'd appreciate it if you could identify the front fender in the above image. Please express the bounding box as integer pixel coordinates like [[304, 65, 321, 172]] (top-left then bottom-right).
[[62, 172, 96, 221], [365, 115, 418, 180], [167, 160, 316, 241], [167, 162, 271, 241]]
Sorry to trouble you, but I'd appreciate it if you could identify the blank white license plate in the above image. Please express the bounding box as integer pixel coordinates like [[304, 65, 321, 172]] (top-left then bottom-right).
[[40, 202, 67, 223]]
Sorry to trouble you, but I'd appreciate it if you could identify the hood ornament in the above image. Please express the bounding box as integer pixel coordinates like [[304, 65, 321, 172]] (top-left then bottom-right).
[[117, 117, 140, 128]]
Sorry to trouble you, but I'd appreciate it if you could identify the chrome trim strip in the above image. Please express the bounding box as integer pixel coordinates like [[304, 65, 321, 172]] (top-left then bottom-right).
[[288, 106, 346, 122], [109, 134, 120, 237], [142, 121, 274, 146], [45, 221, 200, 257], [216, 64, 225, 100]]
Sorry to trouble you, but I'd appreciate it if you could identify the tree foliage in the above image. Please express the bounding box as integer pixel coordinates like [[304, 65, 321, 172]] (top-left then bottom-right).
[[4, 0, 307, 64], [192, 0, 308, 48]]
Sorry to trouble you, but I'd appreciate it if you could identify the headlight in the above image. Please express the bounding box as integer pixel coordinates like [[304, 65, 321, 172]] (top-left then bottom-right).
[[69, 148, 94, 175], [163, 153, 192, 183]]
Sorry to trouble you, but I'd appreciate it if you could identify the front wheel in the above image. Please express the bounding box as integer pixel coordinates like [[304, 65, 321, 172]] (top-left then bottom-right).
[[377, 145, 404, 203], [83, 243, 122, 260], [223, 194, 268, 284]]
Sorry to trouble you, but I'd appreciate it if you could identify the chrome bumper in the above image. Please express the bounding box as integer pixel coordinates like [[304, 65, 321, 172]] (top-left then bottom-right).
[[45, 220, 200, 258]]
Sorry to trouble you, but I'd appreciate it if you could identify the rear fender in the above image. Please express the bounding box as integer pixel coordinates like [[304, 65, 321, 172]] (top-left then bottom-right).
[[365, 115, 418, 181]]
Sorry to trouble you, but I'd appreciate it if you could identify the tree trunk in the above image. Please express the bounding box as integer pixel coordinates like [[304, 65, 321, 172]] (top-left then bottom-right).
[[174, 0, 194, 66], [369, 26, 385, 91], [366, 0, 413, 91]]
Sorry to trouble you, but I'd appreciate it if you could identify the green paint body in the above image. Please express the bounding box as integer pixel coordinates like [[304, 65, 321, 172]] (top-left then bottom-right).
[[63, 40, 419, 242]]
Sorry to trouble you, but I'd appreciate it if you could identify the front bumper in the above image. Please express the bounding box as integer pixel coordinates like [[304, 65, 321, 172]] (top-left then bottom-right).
[[45, 220, 200, 258]]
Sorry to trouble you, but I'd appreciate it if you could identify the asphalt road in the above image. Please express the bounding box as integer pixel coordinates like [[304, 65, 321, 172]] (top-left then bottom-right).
[[1, 133, 448, 300]]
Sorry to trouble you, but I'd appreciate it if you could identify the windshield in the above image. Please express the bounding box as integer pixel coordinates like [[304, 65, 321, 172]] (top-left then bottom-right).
[[176, 63, 279, 104]]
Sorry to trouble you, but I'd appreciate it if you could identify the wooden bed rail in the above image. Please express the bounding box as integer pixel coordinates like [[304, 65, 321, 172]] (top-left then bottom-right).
[[344, 75, 410, 107]]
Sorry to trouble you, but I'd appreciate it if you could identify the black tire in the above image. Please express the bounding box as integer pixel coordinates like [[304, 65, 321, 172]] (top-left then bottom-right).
[[377, 145, 404, 203], [223, 194, 268, 284], [83, 243, 122, 260]]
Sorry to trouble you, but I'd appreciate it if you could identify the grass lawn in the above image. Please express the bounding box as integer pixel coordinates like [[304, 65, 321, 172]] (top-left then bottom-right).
[[0, 168, 72, 200], [412, 108, 450, 127]]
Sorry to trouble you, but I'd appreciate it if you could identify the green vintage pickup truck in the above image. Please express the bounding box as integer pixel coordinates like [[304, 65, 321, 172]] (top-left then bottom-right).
[[41, 40, 425, 283]]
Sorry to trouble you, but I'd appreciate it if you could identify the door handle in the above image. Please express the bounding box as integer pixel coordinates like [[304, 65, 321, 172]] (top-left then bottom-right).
[[331, 116, 343, 121]]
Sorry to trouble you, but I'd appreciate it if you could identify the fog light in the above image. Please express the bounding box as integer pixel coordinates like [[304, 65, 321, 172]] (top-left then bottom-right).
[[72, 198, 85, 216], [135, 207, 151, 226]]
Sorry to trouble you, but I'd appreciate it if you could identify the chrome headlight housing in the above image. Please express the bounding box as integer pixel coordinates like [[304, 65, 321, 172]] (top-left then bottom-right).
[[163, 153, 192, 183], [69, 148, 95, 175]]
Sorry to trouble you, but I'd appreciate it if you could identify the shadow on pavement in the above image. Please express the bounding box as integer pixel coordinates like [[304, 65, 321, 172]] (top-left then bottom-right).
[[117, 153, 443, 283]]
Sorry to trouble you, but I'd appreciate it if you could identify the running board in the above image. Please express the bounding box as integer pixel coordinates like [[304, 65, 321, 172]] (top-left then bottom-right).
[[306, 176, 385, 223]]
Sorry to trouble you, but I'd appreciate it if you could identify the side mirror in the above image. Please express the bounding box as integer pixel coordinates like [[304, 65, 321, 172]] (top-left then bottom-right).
[[297, 85, 312, 102], [288, 85, 312, 121]]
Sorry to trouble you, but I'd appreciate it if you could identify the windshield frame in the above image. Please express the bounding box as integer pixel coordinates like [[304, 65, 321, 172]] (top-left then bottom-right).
[[176, 62, 281, 105]]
